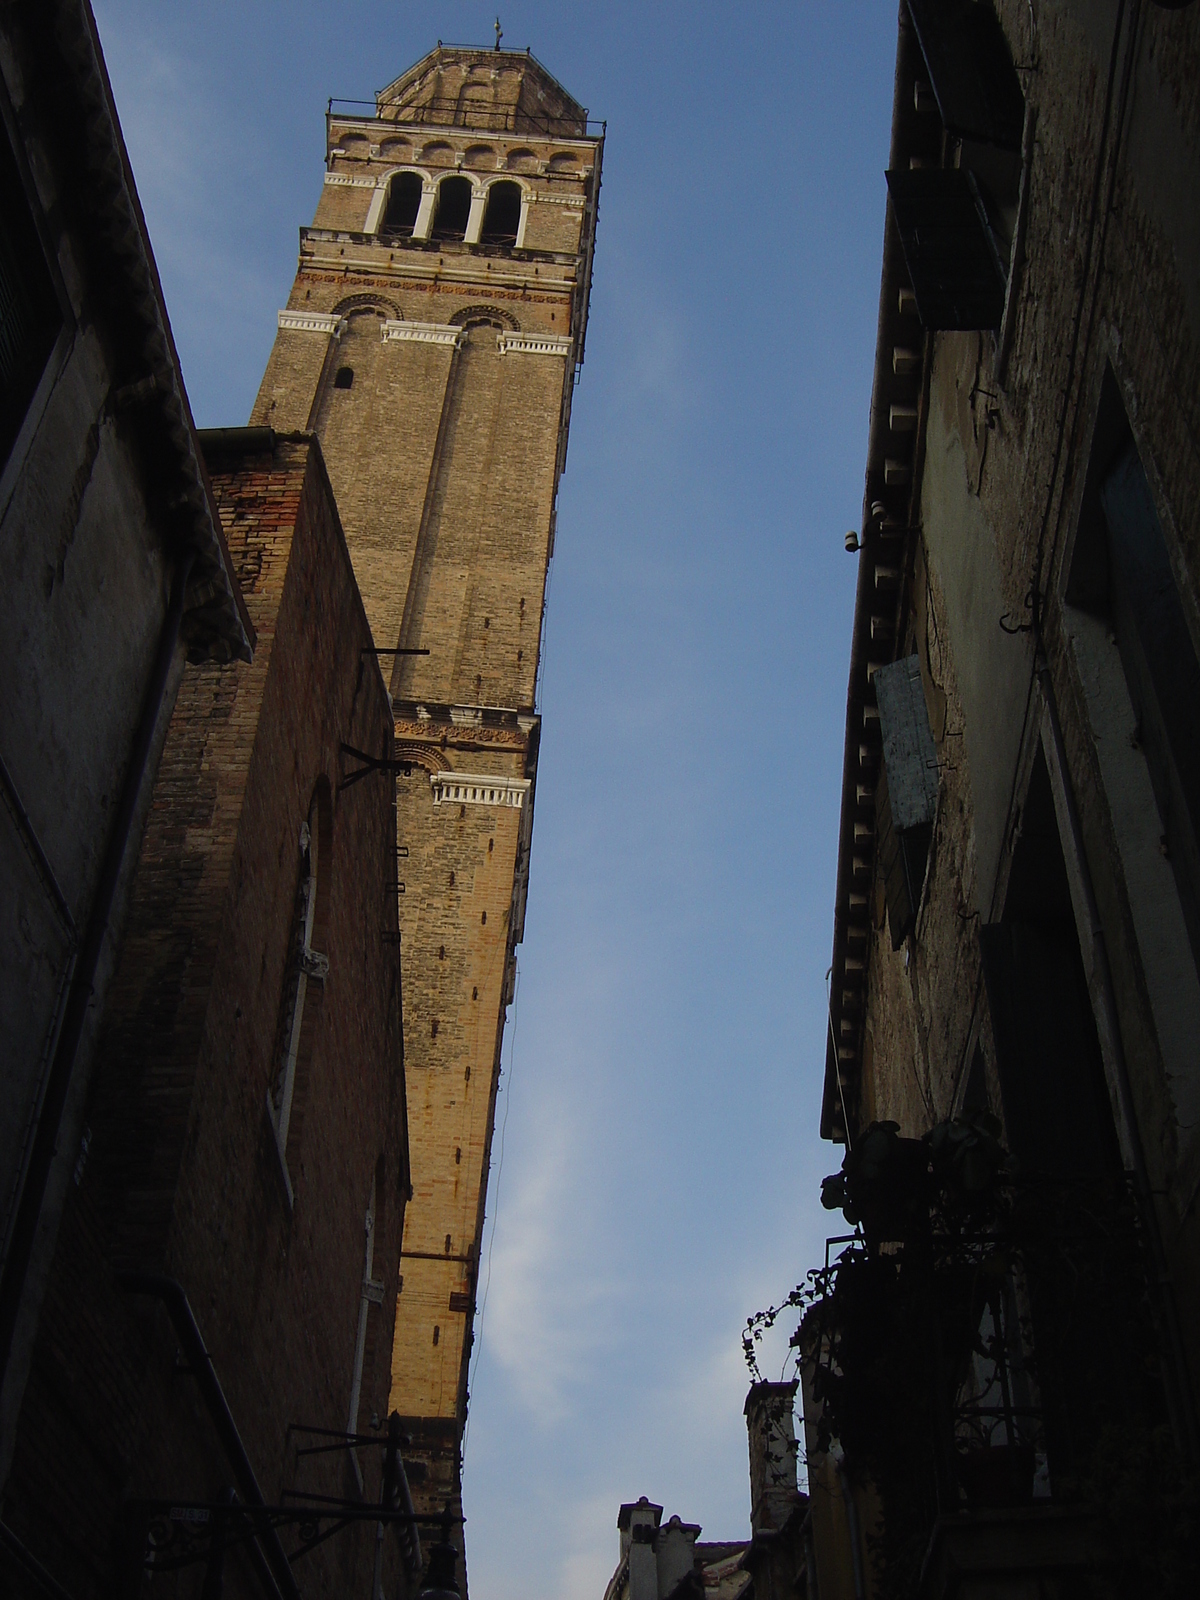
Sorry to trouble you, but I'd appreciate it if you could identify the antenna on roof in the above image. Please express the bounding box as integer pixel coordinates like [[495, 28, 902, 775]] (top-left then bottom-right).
[[494, 16, 502, 50]]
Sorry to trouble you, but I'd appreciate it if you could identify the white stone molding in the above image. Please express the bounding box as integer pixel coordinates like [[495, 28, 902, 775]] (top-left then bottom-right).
[[530, 192, 587, 208], [277, 310, 346, 337], [464, 190, 487, 246], [324, 172, 378, 189], [364, 185, 386, 234], [430, 772, 530, 810], [496, 331, 572, 358], [413, 187, 436, 240], [380, 320, 465, 348]]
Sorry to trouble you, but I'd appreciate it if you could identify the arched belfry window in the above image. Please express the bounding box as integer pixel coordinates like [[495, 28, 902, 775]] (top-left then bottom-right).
[[268, 787, 330, 1203], [431, 176, 472, 241], [382, 171, 422, 237], [480, 181, 522, 246]]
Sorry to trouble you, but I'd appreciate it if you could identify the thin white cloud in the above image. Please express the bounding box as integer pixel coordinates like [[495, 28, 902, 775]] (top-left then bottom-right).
[[481, 1076, 628, 1423], [558, 1489, 631, 1600]]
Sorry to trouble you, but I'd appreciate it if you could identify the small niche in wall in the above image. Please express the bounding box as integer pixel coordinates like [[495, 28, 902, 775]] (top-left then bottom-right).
[[334, 366, 354, 390]]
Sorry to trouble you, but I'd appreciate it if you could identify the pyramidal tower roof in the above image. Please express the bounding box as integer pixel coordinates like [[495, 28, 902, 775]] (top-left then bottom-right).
[[375, 44, 591, 140]]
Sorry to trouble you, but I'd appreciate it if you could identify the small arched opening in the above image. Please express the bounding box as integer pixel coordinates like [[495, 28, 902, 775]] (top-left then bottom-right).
[[480, 181, 522, 246], [382, 171, 422, 237], [431, 176, 472, 241]]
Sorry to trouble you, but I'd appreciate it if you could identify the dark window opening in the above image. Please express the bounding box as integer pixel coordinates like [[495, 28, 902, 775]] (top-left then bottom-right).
[[906, 0, 1025, 152], [0, 128, 62, 472], [960, 1042, 989, 1116], [382, 171, 422, 236], [1067, 367, 1200, 976], [908, 0, 1024, 268], [480, 181, 522, 246], [334, 365, 354, 390], [431, 176, 472, 242], [894, 2, 1026, 325], [887, 167, 1007, 330], [981, 751, 1121, 1184], [873, 655, 939, 946], [979, 751, 1151, 1489]]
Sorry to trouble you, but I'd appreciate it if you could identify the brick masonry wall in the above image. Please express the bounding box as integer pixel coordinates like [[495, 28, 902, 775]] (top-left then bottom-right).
[[521, 197, 584, 254], [390, 325, 563, 709], [4, 437, 410, 1600], [312, 178, 375, 232], [387, 726, 532, 1432]]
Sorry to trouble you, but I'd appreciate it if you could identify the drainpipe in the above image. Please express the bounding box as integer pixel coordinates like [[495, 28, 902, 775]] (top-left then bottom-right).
[[0, 1519, 77, 1600], [832, 1452, 866, 1600], [118, 1273, 298, 1600], [801, 1509, 819, 1600], [0, 550, 195, 1395], [1037, 649, 1199, 1466]]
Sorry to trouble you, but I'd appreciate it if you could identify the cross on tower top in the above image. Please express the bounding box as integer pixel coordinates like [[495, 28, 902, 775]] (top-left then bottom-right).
[[494, 16, 502, 50]]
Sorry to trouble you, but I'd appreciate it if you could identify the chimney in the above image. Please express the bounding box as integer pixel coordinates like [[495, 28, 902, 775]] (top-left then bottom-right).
[[617, 1497, 662, 1600], [655, 1514, 701, 1598], [744, 1380, 801, 1534]]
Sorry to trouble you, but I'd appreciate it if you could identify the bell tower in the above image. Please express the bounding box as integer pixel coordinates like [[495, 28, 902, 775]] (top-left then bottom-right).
[[251, 44, 602, 1536]]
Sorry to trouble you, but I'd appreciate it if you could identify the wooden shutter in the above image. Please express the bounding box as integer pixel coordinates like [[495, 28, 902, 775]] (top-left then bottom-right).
[[906, 0, 1025, 151], [876, 764, 933, 950], [887, 167, 1006, 330], [874, 656, 939, 947]]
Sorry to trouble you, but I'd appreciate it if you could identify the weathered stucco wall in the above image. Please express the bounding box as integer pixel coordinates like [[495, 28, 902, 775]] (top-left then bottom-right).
[[826, 0, 1200, 1416]]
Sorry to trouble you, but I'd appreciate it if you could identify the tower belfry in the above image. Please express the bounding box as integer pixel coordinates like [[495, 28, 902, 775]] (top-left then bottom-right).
[[251, 43, 602, 1539]]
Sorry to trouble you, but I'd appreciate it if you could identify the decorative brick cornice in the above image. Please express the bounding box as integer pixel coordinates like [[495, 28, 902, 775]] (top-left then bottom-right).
[[497, 331, 572, 357], [323, 172, 378, 189], [381, 320, 465, 347], [394, 716, 529, 753], [277, 309, 346, 336], [430, 772, 530, 810]]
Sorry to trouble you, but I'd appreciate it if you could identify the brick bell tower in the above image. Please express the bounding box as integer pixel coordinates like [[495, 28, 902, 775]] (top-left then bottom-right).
[[250, 44, 602, 1537]]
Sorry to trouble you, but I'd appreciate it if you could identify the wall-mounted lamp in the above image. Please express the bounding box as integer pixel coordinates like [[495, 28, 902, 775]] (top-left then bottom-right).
[[845, 530, 860, 553]]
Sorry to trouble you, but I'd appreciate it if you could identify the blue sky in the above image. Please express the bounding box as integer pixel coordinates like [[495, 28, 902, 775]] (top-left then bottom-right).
[[92, 3, 896, 1595]]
